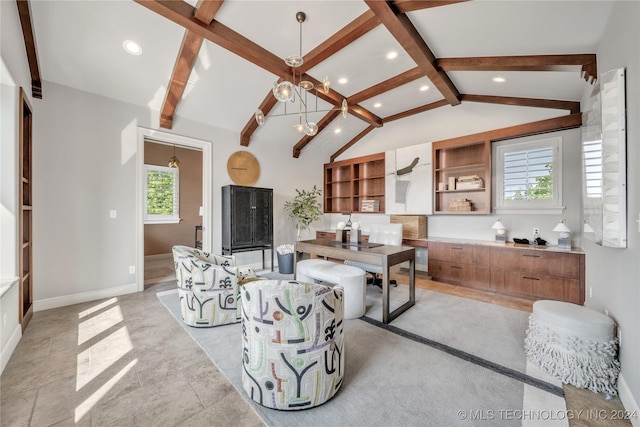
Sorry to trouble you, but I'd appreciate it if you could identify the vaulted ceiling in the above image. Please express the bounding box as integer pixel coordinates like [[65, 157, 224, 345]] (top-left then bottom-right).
[[20, 0, 613, 159]]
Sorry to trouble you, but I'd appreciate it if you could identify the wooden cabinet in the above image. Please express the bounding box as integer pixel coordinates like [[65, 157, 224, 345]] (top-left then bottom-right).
[[432, 139, 491, 214], [222, 185, 273, 269], [490, 246, 583, 304], [428, 240, 584, 304], [324, 153, 385, 214], [428, 241, 491, 290]]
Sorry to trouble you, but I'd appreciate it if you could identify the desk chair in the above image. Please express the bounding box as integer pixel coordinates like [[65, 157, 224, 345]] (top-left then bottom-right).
[[346, 223, 403, 289]]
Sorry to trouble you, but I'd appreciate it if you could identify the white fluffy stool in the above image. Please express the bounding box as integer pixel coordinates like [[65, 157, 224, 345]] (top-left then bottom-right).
[[296, 259, 366, 319], [524, 300, 620, 396]]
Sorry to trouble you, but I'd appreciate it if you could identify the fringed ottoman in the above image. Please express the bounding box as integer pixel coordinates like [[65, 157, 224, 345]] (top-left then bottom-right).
[[240, 279, 345, 410], [524, 300, 620, 396]]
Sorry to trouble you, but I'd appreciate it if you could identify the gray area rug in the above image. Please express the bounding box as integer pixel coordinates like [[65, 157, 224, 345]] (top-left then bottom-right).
[[158, 283, 567, 426]]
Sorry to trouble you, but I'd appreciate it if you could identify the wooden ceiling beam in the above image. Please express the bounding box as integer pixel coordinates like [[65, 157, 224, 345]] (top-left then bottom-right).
[[135, 0, 290, 78], [385, 99, 449, 122], [299, 10, 380, 73], [365, 0, 460, 106], [158, 0, 223, 129], [392, 0, 469, 14], [349, 67, 423, 104], [438, 54, 597, 82], [461, 94, 580, 114], [16, 0, 42, 99], [240, 87, 279, 147], [330, 126, 376, 162], [293, 110, 342, 158]]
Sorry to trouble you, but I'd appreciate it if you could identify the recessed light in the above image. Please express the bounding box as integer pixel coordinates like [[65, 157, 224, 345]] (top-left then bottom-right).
[[123, 40, 142, 56], [386, 51, 398, 60], [419, 85, 429, 92], [338, 77, 348, 85], [334, 128, 342, 134], [492, 76, 506, 83], [373, 103, 382, 108]]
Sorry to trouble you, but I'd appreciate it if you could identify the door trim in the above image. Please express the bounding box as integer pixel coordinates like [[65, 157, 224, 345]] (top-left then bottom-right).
[[136, 127, 212, 292]]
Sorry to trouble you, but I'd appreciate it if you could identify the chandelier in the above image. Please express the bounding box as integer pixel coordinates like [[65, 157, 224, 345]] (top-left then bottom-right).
[[254, 11, 348, 136]]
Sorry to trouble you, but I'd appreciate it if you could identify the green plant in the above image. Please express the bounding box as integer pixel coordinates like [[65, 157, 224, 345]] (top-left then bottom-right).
[[283, 185, 323, 241]]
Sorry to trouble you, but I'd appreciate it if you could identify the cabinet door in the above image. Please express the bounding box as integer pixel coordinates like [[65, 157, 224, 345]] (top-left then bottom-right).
[[253, 188, 273, 246], [231, 186, 254, 247]]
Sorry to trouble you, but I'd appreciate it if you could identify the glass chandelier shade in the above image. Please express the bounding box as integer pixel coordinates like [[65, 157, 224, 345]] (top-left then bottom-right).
[[253, 12, 348, 135]]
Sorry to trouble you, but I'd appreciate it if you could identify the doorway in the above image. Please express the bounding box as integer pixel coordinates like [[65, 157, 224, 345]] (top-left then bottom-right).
[[136, 128, 212, 292]]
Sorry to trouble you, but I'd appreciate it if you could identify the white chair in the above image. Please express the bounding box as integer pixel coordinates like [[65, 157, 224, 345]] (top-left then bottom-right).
[[346, 223, 403, 289]]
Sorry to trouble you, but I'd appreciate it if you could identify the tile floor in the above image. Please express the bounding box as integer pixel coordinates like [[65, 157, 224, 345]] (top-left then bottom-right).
[[0, 260, 630, 426]]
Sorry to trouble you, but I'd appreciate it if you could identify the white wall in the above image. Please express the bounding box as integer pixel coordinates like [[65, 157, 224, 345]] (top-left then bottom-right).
[[583, 0, 639, 416]]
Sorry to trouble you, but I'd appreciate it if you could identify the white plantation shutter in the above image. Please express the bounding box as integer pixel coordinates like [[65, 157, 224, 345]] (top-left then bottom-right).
[[495, 137, 563, 213], [582, 139, 603, 199], [144, 164, 180, 224]]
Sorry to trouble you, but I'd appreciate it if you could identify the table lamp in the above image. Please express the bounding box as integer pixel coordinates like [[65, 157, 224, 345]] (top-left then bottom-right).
[[553, 219, 571, 249], [492, 218, 507, 243]]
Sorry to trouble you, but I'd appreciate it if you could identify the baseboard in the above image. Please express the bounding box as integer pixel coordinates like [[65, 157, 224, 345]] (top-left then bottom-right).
[[618, 374, 640, 427], [34, 283, 139, 312], [1, 323, 22, 374], [144, 253, 172, 261]]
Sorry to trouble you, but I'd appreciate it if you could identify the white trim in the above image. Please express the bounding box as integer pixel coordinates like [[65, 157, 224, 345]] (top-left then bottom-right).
[[494, 207, 566, 215], [1, 323, 21, 374], [136, 128, 213, 293], [618, 374, 640, 427], [33, 283, 138, 312]]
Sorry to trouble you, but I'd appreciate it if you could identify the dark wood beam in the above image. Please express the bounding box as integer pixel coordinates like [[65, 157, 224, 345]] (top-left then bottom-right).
[[349, 67, 423, 104], [159, 31, 204, 129], [385, 99, 449, 122], [158, 0, 223, 129], [16, 0, 42, 99], [461, 94, 580, 114], [299, 10, 380, 73], [437, 54, 598, 82], [293, 110, 342, 158], [435, 113, 582, 147], [193, 0, 223, 25], [330, 126, 376, 162], [135, 0, 290, 78], [392, 0, 469, 14], [240, 87, 279, 146], [365, 0, 460, 105]]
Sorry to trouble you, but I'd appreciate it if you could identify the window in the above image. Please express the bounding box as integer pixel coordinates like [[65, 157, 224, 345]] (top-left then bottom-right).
[[144, 164, 179, 224], [494, 137, 563, 213]]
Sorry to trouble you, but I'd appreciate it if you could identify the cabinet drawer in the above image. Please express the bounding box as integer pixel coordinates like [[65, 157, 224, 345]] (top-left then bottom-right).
[[430, 242, 475, 263], [316, 231, 336, 240], [491, 247, 580, 278], [491, 269, 580, 303], [429, 260, 490, 289]]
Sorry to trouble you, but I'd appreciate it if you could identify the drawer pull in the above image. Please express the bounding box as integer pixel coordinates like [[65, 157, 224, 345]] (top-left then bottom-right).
[[451, 266, 462, 270], [522, 276, 540, 281], [452, 247, 464, 250], [522, 254, 540, 258]]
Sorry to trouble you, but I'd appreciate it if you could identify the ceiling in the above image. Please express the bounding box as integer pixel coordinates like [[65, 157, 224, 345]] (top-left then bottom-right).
[[24, 1, 614, 158]]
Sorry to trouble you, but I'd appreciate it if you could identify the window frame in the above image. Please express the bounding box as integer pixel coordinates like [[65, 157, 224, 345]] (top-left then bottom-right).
[[144, 164, 180, 224], [494, 136, 564, 215]]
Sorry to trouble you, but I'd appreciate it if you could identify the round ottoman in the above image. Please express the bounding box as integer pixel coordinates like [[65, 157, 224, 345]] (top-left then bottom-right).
[[240, 279, 345, 410], [296, 259, 366, 319], [524, 300, 620, 395]]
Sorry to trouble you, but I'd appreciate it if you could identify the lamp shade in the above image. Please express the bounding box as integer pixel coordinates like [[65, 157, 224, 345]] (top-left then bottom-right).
[[553, 221, 571, 237], [491, 220, 506, 232]]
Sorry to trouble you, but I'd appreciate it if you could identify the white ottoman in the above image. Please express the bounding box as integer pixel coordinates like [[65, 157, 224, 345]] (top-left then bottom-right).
[[296, 259, 366, 319], [524, 300, 620, 395]]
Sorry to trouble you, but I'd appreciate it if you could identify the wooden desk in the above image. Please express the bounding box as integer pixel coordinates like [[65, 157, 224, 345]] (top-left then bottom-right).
[[294, 239, 415, 324]]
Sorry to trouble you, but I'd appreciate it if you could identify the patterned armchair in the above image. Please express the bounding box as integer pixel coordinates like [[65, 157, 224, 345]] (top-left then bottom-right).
[[172, 245, 257, 327], [240, 279, 345, 410]]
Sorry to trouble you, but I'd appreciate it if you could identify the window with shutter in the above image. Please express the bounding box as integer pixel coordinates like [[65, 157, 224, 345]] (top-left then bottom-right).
[[144, 164, 180, 224]]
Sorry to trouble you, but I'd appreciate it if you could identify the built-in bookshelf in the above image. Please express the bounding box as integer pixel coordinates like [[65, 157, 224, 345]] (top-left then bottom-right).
[[324, 153, 386, 214]]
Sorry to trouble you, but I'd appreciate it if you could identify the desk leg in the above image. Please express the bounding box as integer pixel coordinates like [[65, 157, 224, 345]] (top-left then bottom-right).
[[385, 252, 416, 324], [382, 259, 390, 325]]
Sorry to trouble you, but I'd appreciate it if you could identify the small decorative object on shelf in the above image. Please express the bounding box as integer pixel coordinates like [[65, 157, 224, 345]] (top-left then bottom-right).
[[361, 199, 380, 212], [448, 176, 456, 190], [448, 198, 472, 212], [456, 175, 484, 190]]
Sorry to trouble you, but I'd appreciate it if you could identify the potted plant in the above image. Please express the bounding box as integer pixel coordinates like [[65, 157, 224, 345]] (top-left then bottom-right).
[[283, 185, 323, 241]]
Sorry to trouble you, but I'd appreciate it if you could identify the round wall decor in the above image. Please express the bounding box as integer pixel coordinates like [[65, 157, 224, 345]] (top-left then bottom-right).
[[227, 151, 260, 186]]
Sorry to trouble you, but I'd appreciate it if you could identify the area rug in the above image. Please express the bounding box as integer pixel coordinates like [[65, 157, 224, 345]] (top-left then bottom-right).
[[157, 284, 568, 426]]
